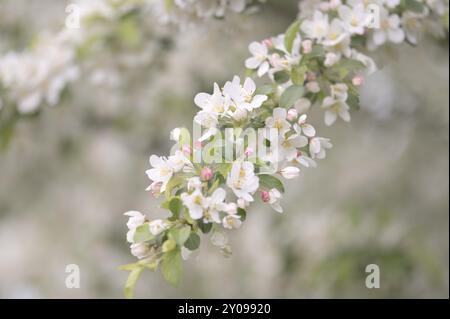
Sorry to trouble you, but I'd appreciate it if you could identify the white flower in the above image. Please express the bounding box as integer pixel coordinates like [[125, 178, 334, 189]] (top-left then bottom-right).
[[168, 150, 191, 173], [245, 42, 270, 77], [124, 211, 146, 243], [223, 76, 268, 112], [146, 155, 173, 192], [321, 19, 348, 47], [322, 96, 351, 126], [280, 166, 300, 179], [338, 4, 369, 35], [296, 114, 316, 137], [325, 52, 342, 67], [301, 11, 330, 40], [148, 219, 168, 236], [204, 188, 227, 224], [309, 137, 333, 160], [331, 83, 349, 101], [321, 84, 351, 126], [195, 83, 229, 115], [279, 134, 308, 161], [227, 161, 259, 202], [370, 9, 405, 47], [187, 177, 202, 191], [269, 188, 283, 213], [130, 243, 152, 260], [181, 190, 207, 220], [295, 151, 317, 168], [265, 108, 291, 135], [402, 12, 424, 45], [223, 214, 242, 229], [306, 81, 321, 93]]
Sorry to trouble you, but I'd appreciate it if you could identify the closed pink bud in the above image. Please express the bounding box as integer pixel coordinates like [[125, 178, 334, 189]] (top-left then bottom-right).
[[263, 39, 273, 48], [261, 191, 270, 203], [201, 167, 213, 181], [244, 147, 254, 157], [352, 75, 365, 87], [287, 108, 298, 121]]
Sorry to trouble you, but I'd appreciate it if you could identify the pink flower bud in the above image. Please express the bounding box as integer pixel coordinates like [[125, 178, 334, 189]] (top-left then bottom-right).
[[244, 147, 254, 157], [287, 108, 298, 121], [262, 39, 273, 48], [149, 182, 162, 197], [261, 191, 270, 203], [182, 144, 192, 156], [352, 75, 365, 87], [201, 167, 213, 181]]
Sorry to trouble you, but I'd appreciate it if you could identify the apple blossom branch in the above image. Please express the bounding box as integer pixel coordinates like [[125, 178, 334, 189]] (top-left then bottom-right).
[[121, 0, 449, 297]]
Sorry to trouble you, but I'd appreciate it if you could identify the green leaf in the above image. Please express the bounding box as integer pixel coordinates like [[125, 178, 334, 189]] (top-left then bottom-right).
[[198, 221, 213, 234], [134, 224, 154, 243], [291, 65, 307, 85], [124, 266, 144, 299], [170, 226, 191, 246], [216, 163, 232, 178], [404, 0, 425, 13], [347, 87, 360, 111], [284, 21, 300, 53], [161, 248, 183, 287], [165, 176, 185, 198], [237, 208, 247, 222], [184, 232, 201, 251], [274, 70, 290, 84], [256, 84, 276, 96], [259, 174, 285, 193], [162, 238, 177, 253], [169, 197, 183, 219], [279, 85, 304, 108]]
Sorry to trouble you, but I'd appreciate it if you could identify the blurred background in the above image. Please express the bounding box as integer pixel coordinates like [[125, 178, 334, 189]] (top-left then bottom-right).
[[0, 0, 448, 298]]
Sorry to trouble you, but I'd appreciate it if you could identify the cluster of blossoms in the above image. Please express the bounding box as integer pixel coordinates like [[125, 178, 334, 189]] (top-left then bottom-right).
[[153, 0, 266, 24], [123, 74, 333, 294], [0, 0, 264, 117], [246, 0, 449, 126], [122, 0, 448, 296]]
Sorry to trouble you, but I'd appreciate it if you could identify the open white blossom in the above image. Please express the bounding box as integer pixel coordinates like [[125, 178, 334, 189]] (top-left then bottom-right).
[[124, 211, 146, 243], [227, 161, 259, 202]]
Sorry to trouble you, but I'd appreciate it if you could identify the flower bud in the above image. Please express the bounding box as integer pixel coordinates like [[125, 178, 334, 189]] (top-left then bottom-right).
[[130, 243, 152, 260], [244, 147, 254, 157], [352, 75, 365, 87], [201, 167, 213, 181], [280, 166, 300, 179], [306, 81, 320, 93], [262, 39, 273, 48], [287, 108, 299, 121], [261, 191, 270, 203]]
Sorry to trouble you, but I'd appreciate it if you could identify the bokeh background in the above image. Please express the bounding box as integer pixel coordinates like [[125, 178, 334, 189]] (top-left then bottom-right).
[[0, 0, 448, 298]]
